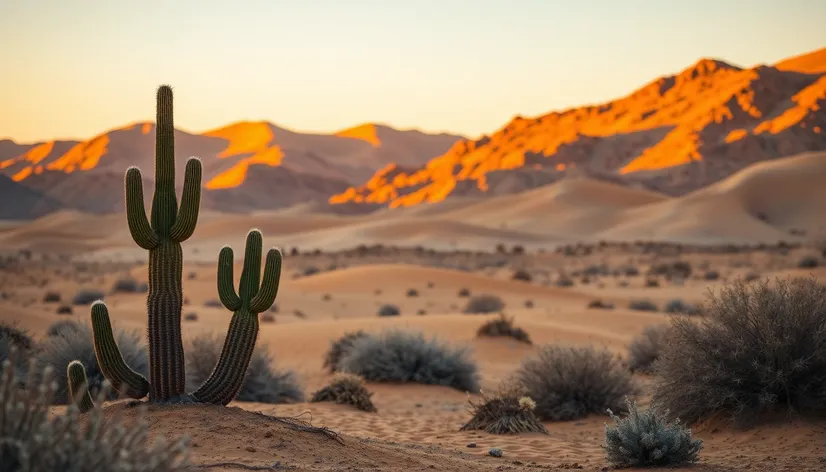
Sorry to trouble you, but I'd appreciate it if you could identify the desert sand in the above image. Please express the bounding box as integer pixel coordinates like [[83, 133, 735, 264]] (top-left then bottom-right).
[[2, 149, 826, 471]]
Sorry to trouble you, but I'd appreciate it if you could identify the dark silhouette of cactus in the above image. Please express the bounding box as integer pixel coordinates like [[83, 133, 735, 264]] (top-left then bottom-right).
[[68, 85, 282, 409], [67, 360, 95, 413], [192, 230, 282, 405]]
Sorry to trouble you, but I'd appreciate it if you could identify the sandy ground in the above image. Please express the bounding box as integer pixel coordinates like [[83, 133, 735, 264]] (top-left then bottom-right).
[[1, 153, 826, 471]]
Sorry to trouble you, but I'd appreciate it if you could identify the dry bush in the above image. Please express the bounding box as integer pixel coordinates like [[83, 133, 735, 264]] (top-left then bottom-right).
[[511, 269, 532, 282], [663, 299, 701, 315], [111, 276, 142, 293], [460, 386, 547, 435], [45, 319, 82, 338], [458, 288, 471, 297], [71, 289, 104, 306], [476, 314, 531, 344], [628, 299, 658, 312], [323, 331, 373, 373], [588, 299, 615, 310], [378, 304, 401, 317], [463, 294, 505, 314], [517, 345, 636, 421], [56, 305, 73, 315], [36, 322, 147, 404], [0, 322, 33, 379], [310, 373, 377, 412], [183, 312, 198, 322], [654, 277, 826, 426], [0, 359, 189, 471], [42, 291, 61, 303], [627, 325, 670, 374], [338, 330, 480, 393], [186, 333, 303, 404], [604, 399, 702, 468]]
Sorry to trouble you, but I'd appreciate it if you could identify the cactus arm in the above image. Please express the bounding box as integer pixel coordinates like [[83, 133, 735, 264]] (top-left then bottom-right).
[[169, 157, 202, 242], [249, 248, 283, 313], [190, 311, 258, 405], [125, 167, 160, 250], [150, 84, 179, 237], [217, 246, 242, 311], [238, 230, 263, 301], [67, 361, 95, 413], [90, 302, 150, 399]]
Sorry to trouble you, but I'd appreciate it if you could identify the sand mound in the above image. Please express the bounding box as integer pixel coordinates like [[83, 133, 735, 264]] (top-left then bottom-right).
[[105, 402, 500, 471]]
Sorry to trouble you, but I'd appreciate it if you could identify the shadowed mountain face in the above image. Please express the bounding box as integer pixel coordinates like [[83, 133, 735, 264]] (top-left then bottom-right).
[[0, 122, 462, 217], [331, 47, 826, 208], [0, 174, 64, 219]]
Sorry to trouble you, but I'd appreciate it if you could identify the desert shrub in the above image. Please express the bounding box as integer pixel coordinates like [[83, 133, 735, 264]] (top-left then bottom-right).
[[460, 386, 547, 435], [56, 305, 73, 315], [654, 277, 826, 426], [458, 288, 471, 297], [555, 276, 574, 287], [0, 359, 189, 471], [111, 276, 140, 293], [183, 312, 198, 321], [627, 325, 670, 374], [261, 313, 276, 323], [303, 265, 320, 276], [648, 261, 691, 280], [71, 288, 104, 305], [588, 299, 615, 310], [378, 304, 401, 317], [743, 271, 761, 282], [43, 290, 61, 303], [663, 299, 701, 315], [35, 322, 148, 404], [310, 373, 377, 412], [628, 299, 658, 312], [463, 294, 505, 314], [323, 330, 373, 373], [798, 256, 819, 269], [703, 270, 720, 281], [338, 330, 480, 393], [0, 322, 33, 377], [604, 399, 702, 468], [517, 345, 636, 421], [476, 314, 531, 344], [45, 319, 82, 337], [203, 299, 222, 308], [512, 269, 532, 282], [406, 288, 419, 297], [0, 321, 34, 351], [186, 333, 303, 403]]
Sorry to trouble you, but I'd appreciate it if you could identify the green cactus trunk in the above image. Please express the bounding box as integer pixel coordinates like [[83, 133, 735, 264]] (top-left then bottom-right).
[[147, 241, 186, 401]]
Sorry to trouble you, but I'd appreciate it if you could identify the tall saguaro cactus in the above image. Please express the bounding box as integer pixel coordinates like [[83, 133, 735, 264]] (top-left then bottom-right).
[[67, 85, 283, 409], [192, 230, 282, 405]]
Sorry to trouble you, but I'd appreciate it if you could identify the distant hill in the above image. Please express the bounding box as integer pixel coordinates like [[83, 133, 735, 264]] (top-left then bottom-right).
[[0, 122, 461, 217], [330, 47, 826, 208], [0, 174, 64, 219]]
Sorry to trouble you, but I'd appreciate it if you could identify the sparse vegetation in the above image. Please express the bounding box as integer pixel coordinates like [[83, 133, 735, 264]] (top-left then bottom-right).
[[604, 399, 702, 468], [463, 294, 505, 314], [476, 314, 531, 344], [45, 319, 82, 338], [458, 288, 471, 297], [798, 255, 819, 268], [588, 299, 615, 310], [337, 329, 480, 393], [654, 277, 826, 426], [311, 373, 377, 412], [517, 345, 636, 421], [186, 333, 303, 404], [71, 288, 104, 305], [111, 275, 141, 293], [378, 304, 401, 317], [628, 299, 658, 312], [663, 299, 701, 315], [512, 269, 532, 282], [627, 325, 670, 374], [460, 386, 548, 434], [323, 330, 373, 373], [0, 359, 190, 471], [406, 288, 419, 297], [43, 290, 61, 303]]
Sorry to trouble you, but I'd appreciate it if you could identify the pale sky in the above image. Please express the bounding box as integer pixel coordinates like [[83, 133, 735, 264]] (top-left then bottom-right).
[[1, 0, 825, 144]]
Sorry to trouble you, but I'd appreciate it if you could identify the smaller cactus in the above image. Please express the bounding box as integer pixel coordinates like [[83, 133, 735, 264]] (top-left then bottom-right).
[[91, 302, 150, 399], [67, 360, 95, 413], [191, 229, 282, 405]]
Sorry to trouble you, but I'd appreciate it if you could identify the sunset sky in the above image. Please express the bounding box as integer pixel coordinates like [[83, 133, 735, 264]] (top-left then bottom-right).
[[2, 0, 825, 143]]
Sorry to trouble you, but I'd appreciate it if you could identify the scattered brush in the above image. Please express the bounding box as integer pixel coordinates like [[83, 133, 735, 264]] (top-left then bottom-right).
[[45, 319, 83, 337], [311, 373, 377, 412], [323, 330, 373, 373], [654, 277, 826, 427], [463, 294, 505, 314], [476, 314, 532, 344], [71, 288, 105, 305], [627, 325, 670, 374], [186, 333, 304, 404], [338, 329, 480, 393], [378, 304, 401, 317], [0, 358, 190, 471], [517, 345, 636, 421], [460, 386, 548, 435], [604, 399, 702, 468]]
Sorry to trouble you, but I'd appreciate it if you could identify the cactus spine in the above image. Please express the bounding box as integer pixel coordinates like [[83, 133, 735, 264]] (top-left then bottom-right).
[[67, 360, 95, 413], [69, 84, 283, 409], [192, 230, 282, 405]]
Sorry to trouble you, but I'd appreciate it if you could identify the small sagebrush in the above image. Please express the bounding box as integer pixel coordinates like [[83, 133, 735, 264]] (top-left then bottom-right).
[[0, 359, 190, 471], [604, 399, 702, 468], [476, 314, 532, 344], [186, 333, 303, 404], [311, 373, 377, 412], [517, 345, 636, 421], [460, 386, 548, 435], [35, 322, 148, 404], [323, 330, 373, 373], [627, 325, 670, 374], [338, 330, 480, 393], [654, 277, 826, 426], [463, 294, 505, 314], [71, 288, 105, 305]]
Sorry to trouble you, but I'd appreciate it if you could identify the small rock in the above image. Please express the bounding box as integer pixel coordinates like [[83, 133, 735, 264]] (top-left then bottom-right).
[[245, 446, 257, 453], [489, 447, 502, 457], [466, 443, 477, 448]]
